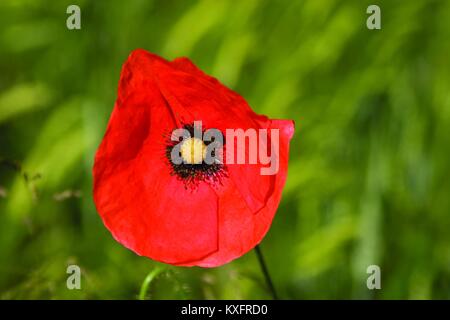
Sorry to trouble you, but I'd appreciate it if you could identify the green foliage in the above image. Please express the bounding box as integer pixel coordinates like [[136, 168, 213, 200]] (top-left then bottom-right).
[[0, 0, 449, 299]]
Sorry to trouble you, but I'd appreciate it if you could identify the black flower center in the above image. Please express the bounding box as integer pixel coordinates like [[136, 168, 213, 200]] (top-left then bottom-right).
[[165, 123, 226, 187]]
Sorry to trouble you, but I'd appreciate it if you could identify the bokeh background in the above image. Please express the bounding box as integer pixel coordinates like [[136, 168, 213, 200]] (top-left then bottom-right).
[[1, 0, 449, 299]]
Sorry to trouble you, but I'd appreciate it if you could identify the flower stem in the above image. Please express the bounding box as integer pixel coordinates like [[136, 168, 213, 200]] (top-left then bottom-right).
[[254, 245, 278, 300], [139, 266, 164, 300]]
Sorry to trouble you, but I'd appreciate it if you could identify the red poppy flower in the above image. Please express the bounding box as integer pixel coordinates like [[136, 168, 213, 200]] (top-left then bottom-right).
[[93, 49, 294, 267]]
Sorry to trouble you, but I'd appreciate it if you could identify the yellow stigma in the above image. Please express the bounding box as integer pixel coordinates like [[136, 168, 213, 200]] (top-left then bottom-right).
[[180, 137, 207, 164]]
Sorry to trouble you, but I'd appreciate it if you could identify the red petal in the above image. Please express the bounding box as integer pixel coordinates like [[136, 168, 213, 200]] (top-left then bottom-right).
[[93, 49, 295, 267], [154, 60, 276, 214], [93, 50, 219, 264], [179, 119, 295, 267]]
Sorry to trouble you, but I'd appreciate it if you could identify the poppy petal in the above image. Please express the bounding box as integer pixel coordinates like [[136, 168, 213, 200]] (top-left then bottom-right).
[[93, 49, 294, 267], [178, 119, 294, 267], [93, 51, 220, 264]]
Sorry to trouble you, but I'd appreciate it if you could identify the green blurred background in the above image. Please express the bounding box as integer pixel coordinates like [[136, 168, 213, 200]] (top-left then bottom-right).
[[1, 0, 449, 299]]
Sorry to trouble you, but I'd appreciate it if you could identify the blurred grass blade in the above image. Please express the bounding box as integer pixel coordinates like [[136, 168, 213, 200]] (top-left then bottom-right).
[[0, 84, 52, 124]]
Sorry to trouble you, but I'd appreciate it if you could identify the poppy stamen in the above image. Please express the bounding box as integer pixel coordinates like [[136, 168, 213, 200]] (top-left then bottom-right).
[[180, 137, 207, 164]]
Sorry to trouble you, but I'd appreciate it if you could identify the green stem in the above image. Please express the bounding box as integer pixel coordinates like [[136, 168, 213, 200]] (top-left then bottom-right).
[[139, 266, 164, 300], [255, 245, 278, 300]]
